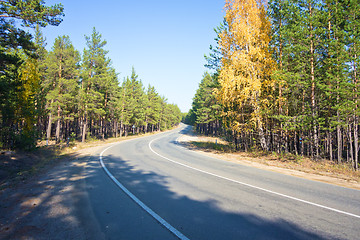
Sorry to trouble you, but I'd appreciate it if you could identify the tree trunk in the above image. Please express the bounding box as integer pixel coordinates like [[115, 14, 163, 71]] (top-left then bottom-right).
[[348, 123, 354, 165], [46, 113, 52, 145], [294, 131, 298, 155], [82, 116, 87, 143], [300, 132, 304, 156], [285, 130, 289, 153], [114, 121, 118, 138], [120, 120, 123, 137], [55, 106, 61, 143], [337, 116, 342, 163], [258, 124, 268, 151], [101, 118, 105, 140], [327, 131, 333, 161], [353, 52, 358, 170], [354, 118, 359, 170]]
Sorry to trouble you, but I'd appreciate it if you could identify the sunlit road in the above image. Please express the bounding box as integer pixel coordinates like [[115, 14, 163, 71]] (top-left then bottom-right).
[[81, 124, 360, 239]]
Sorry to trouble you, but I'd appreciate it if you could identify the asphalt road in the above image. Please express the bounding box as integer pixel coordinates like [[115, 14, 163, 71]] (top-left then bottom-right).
[[81, 124, 360, 240]]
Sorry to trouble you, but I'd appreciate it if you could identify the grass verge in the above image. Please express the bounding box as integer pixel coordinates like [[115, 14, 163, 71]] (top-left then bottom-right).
[[186, 140, 360, 184]]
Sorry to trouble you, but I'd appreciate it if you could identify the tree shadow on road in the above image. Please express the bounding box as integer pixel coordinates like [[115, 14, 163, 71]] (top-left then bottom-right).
[[98, 153, 329, 240], [0, 148, 339, 240]]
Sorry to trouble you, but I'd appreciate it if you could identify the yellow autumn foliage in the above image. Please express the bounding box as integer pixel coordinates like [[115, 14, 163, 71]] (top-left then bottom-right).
[[217, 0, 275, 139], [17, 56, 41, 132]]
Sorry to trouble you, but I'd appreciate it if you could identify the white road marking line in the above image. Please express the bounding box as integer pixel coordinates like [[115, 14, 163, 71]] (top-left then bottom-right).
[[100, 144, 190, 240], [149, 137, 360, 220]]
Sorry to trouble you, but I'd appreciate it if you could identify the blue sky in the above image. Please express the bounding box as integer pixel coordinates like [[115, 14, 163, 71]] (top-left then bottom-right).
[[41, 0, 225, 112]]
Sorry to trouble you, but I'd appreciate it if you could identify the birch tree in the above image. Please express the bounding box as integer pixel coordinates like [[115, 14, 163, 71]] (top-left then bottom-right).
[[218, 0, 275, 150]]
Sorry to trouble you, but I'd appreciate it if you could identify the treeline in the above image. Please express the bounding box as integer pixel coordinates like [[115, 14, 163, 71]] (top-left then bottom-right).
[[0, 1, 181, 150], [186, 0, 359, 170]]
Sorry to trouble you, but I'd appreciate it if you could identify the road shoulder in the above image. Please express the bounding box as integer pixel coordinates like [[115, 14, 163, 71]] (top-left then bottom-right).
[[177, 133, 360, 190], [0, 145, 108, 240]]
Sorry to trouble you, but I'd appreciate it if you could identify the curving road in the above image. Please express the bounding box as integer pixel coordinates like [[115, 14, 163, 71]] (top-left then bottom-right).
[[80, 124, 360, 240]]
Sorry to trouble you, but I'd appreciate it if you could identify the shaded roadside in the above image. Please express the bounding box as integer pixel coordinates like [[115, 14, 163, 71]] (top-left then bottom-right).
[[0, 148, 62, 191], [0, 138, 133, 239], [0, 152, 90, 240], [0, 129, 179, 240], [0, 130, 169, 191]]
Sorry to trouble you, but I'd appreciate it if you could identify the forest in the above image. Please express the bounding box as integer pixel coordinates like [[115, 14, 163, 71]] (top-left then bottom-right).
[[186, 0, 360, 170], [0, 1, 182, 150]]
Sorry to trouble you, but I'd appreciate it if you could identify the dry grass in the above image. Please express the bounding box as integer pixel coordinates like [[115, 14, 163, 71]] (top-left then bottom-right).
[[179, 134, 360, 186], [261, 152, 360, 182]]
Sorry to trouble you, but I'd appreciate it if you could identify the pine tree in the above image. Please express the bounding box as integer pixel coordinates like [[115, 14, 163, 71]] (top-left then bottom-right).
[[345, 0, 360, 170], [0, 0, 63, 149], [0, 0, 64, 27], [103, 68, 121, 138], [80, 27, 110, 142], [192, 72, 221, 135], [167, 103, 182, 128], [145, 84, 161, 132], [204, 19, 228, 72], [119, 77, 132, 137], [44, 35, 80, 143], [128, 68, 146, 133], [269, 0, 327, 158], [159, 96, 169, 130]]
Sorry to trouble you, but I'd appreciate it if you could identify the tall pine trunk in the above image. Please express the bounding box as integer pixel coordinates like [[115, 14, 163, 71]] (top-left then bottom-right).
[[309, 3, 319, 158], [327, 131, 333, 162], [354, 118, 359, 170], [46, 113, 52, 145], [347, 122, 354, 165], [337, 122, 342, 163], [55, 106, 61, 143], [101, 118, 105, 140], [114, 121, 118, 138], [353, 52, 358, 170], [120, 120, 123, 137], [82, 115, 87, 143]]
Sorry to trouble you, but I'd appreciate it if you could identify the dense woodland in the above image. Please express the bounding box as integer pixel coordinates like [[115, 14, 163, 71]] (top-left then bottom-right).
[[0, 1, 181, 150], [186, 0, 360, 170]]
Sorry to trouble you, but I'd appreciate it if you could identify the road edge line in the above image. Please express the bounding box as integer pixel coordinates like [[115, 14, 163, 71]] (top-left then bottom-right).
[[149, 137, 360, 220], [100, 143, 190, 240]]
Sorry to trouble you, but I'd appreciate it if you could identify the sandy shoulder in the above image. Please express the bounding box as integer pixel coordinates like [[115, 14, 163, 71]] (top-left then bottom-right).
[[176, 134, 360, 191], [0, 145, 107, 240]]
